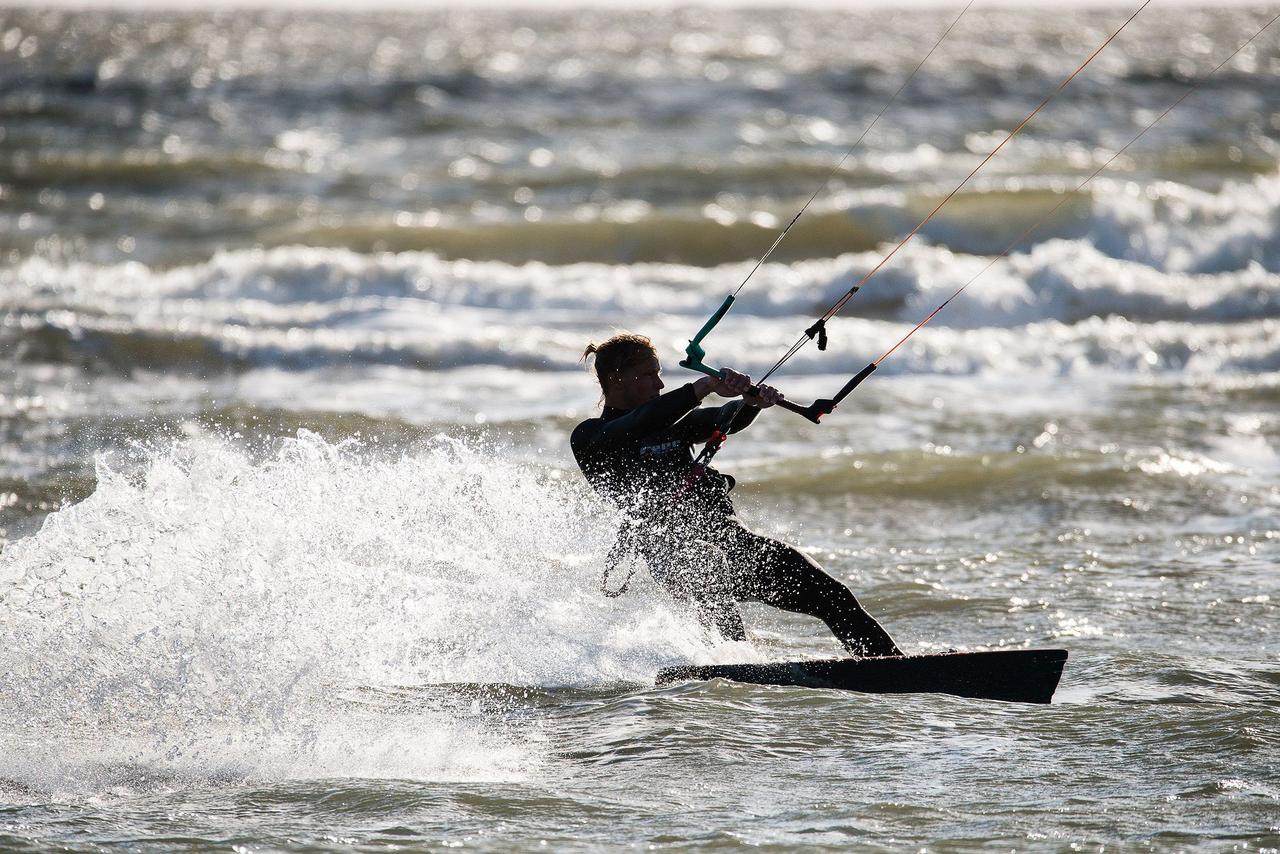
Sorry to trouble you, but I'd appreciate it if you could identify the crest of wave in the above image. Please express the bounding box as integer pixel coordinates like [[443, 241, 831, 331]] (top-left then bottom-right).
[[1088, 171, 1280, 274], [0, 431, 715, 795]]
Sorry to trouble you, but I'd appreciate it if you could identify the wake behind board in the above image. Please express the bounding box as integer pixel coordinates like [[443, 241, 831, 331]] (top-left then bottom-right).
[[656, 648, 1068, 704]]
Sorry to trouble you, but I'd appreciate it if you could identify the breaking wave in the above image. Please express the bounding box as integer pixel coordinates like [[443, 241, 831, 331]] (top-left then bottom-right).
[[3, 174, 1276, 380]]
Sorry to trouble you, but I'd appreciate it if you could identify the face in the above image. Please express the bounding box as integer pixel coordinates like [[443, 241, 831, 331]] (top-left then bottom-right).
[[607, 356, 664, 408]]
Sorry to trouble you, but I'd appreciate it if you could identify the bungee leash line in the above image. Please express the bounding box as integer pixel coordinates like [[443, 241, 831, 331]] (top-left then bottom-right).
[[682, 0, 1151, 422], [601, 534, 636, 597]]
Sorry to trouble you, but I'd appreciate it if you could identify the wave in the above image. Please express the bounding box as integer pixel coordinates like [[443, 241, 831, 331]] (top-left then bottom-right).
[[744, 444, 1241, 504], [4, 3, 1276, 288], [0, 147, 284, 187], [258, 171, 1280, 268], [4, 222, 1277, 379], [8, 308, 1277, 382], [6, 8, 1274, 123], [1088, 173, 1280, 275], [7, 170, 1277, 312], [5, 135, 1275, 270], [270, 205, 895, 267]]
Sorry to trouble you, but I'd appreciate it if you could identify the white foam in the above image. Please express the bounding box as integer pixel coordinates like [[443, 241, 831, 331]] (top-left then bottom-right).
[[3, 172, 1275, 381], [1087, 173, 1280, 274]]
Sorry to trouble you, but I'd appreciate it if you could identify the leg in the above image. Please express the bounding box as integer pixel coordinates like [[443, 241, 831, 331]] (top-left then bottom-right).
[[716, 520, 903, 657], [646, 538, 748, 642]]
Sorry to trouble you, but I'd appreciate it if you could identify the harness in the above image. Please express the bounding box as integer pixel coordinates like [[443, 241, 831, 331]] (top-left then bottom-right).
[[600, 400, 746, 597]]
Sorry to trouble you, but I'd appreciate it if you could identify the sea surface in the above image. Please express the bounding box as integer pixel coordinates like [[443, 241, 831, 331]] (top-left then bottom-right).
[[2, 4, 1278, 851]]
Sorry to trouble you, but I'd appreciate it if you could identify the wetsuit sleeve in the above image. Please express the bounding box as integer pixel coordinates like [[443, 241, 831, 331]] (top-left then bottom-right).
[[672, 402, 760, 442], [727, 404, 760, 434], [575, 383, 703, 449]]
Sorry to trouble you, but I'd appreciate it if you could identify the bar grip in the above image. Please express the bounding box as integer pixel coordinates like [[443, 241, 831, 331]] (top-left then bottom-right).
[[832, 362, 878, 406], [771, 362, 876, 424], [680, 294, 735, 379], [776, 398, 821, 423]]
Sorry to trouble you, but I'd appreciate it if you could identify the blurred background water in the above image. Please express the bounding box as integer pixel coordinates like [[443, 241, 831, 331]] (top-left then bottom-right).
[[1, 4, 1278, 851]]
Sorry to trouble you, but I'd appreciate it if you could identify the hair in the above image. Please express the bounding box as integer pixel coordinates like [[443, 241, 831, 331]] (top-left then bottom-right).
[[582, 332, 657, 393]]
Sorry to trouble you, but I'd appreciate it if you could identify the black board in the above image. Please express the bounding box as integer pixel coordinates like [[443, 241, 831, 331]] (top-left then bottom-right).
[[656, 648, 1068, 704]]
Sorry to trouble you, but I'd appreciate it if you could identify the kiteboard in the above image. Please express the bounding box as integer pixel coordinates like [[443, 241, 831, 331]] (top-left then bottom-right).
[[656, 648, 1068, 704]]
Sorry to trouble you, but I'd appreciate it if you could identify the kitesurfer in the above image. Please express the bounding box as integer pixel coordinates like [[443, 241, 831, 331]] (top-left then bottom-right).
[[571, 332, 902, 657]]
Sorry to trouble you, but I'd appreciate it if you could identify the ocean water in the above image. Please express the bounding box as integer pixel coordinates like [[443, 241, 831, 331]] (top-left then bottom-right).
[[1, 4, 1278, 851]]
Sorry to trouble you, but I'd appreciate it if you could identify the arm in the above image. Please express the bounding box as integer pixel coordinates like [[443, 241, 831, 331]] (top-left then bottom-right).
[[727, 404, 761, 434], [584, 383, 703, 447], [672, 402, 760, 443], [588, 371, 750, 446]]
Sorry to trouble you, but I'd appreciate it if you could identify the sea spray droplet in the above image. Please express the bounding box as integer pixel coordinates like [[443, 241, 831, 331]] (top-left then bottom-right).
[[0, 431, 719, 794]]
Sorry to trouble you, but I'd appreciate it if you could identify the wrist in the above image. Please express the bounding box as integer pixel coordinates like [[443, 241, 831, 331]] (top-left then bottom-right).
[[692, 376, 715, 400]]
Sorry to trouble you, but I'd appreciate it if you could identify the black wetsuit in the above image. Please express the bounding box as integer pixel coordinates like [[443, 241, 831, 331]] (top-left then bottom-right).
[[571, 382, 901, 656]]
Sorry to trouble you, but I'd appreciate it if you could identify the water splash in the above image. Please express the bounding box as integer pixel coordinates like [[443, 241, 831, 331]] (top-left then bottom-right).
[[0, 431, 727, 795]]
